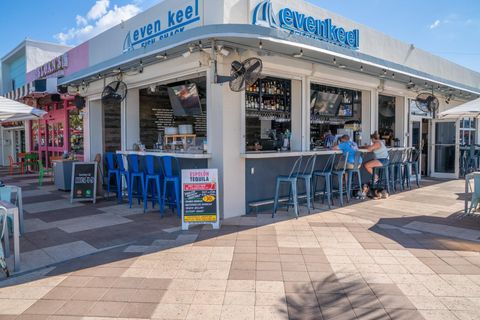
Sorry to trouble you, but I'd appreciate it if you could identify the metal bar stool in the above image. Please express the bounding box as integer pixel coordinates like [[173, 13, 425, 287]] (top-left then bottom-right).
[[332, 152, 349, 206], [401, 148, 412, 190], [313, 154, 335, 209], [116, 153, 129, 202], [160, 156, 181, 217], [273, 156, 304, 218], [105, 152, 120, 200], [371, 159, 391, 193], [347, 151, 363, 201], [144, 155, 162, 214], [128, 154, 145, 208], [390, 150, 404, 193], [292, 155, 317, 214]]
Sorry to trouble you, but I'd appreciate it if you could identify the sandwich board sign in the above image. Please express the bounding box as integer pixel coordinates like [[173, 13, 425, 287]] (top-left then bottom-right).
[[181, 168, 220, 230], [70, 162, 97, 204]]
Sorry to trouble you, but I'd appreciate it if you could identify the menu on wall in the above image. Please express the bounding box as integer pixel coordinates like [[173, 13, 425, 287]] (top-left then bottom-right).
[[181, 169, 220, 230]]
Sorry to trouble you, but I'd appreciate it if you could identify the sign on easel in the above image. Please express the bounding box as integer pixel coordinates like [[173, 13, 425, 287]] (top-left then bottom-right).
[[70, 162, 97, 204], [181, 168, 220, 230]]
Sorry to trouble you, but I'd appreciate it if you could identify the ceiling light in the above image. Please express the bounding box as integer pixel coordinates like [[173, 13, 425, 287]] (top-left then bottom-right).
[[360, 65, 364, 72], [217, 46, 231, 57], [156, 53, 167, 60], [333, 57, 337, 64], [182, 51, 191, 58], [408, 79, 413, 85], [392, 73, 395, 79], [293, 49, 303, 58], [259, 41, 263, 50], [113, 68, 121, 73], [149, 85, 156, 92], [338, 64, 346, 69]]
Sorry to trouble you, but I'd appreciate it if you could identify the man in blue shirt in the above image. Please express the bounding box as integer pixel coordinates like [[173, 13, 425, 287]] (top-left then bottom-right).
[[333, 134, 362, 169]]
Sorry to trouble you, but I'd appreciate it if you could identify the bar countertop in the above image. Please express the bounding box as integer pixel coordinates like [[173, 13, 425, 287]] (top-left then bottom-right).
[[117, 150, 212, 159], [241, 147, 409, 159]]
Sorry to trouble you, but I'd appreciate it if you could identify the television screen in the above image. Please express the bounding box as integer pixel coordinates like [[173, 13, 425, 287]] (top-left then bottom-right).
[[168, 83, 202, 116], [338, 104, 353, 117], [310, 92, 342, 116]]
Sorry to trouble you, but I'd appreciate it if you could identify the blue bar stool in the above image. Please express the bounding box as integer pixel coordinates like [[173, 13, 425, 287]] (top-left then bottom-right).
[[116, 153, 129, 202], [292, 155, 317, 214], [346, 151, 363, 201], [313, 154, 335, 209], [105, 152, 120, 200], [331, 152, 349, 206], [273, 156, 304, 218], [144, 155, 162, 214], [389, 150, 404, 193], [160, 156, 181, 217], [404, 148, 420, 189], [128, 154, 145, 208], [371, 161, 391, 193]]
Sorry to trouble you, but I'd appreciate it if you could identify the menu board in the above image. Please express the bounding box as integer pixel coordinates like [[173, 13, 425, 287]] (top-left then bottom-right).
[[70, 162, 97, 204], [181, 169, 220, 230]]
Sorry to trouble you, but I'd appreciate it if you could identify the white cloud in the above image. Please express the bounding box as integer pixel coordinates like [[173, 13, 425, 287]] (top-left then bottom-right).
[[87, 0, 110, 20], [429, 20, 440, 29], [54, 1, 141, 45]]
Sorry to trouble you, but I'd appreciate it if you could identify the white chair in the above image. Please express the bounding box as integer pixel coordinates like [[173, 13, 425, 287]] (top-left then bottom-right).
[[0, 206, 10, 277]]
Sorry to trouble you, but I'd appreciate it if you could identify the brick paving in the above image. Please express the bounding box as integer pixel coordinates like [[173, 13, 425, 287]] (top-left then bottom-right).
[[0, 169, 479, 319]]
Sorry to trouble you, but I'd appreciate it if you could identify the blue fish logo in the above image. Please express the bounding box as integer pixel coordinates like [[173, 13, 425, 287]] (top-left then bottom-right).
[[252, 0, 278, 28]]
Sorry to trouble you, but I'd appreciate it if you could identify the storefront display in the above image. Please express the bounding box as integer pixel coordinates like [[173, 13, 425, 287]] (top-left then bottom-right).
[[245, 77, 292, 151], [310, 84, 362, 149]]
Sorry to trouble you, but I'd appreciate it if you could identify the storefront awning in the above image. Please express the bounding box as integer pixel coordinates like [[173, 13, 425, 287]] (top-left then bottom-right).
[[57, 24, 480, 97], [3, 78, 58, 101], [440, 98, 480, 119], [0, 96, 47, 122]]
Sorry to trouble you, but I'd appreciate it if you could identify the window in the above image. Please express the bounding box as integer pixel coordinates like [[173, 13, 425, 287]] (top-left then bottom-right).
[[459, 117, 476, 146], [245, 76, 292, 151]]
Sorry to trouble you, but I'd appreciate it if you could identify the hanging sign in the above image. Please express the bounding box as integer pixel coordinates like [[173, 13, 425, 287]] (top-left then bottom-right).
[[70, 162, 97, 204], [181, 168, 220, 230]]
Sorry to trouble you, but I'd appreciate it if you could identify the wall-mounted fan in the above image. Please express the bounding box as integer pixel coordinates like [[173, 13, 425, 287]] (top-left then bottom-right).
[[101, 81, 128, 104], [216, 58, 263, 92], [415, 92, 439, 114]]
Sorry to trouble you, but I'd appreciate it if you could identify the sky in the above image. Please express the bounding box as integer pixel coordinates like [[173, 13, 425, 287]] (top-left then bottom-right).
[[0, 0, 479, 72]]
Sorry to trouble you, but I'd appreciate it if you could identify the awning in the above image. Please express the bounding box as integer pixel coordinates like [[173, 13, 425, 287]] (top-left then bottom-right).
[[439, 98, 480, 119], [0, 96, 47, 122], [3, 78, 58, 101]]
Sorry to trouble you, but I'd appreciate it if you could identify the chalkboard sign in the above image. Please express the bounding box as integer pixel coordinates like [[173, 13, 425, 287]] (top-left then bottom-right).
[[70, 162, 98, 204], [181, 169, 220, 230]]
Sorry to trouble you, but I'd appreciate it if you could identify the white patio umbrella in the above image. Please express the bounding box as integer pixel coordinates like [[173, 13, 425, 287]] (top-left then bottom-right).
[[439, 97, 480, 119], [0, 96, 46, 122]]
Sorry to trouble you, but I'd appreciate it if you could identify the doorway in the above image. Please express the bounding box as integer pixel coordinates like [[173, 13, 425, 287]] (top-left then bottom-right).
[[430, 119, 459, 178], [411, 119, 430, 176]]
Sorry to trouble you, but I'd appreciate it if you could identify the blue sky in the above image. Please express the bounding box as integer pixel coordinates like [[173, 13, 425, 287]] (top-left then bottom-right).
[[0, 0, 479, 72]]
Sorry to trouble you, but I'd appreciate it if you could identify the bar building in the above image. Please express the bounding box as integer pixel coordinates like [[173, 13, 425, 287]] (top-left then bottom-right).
[[5, 0, 480, 218]]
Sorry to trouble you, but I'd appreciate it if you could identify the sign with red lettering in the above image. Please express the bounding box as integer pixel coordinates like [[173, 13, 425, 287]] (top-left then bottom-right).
[[181, 168, 220, 230]]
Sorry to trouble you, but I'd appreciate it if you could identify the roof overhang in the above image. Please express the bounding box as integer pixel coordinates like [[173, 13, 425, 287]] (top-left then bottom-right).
[[58, 24, 480, 97]]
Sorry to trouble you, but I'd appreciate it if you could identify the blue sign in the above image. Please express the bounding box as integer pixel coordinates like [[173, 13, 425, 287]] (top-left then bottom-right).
[[253, 0, 359, 50], [123, 0, 200, 52]]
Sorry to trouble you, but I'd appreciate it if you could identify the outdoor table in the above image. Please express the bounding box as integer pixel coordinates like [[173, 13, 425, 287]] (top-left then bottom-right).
[[5, 185, 24, 234], [0, 200, 20, 272]]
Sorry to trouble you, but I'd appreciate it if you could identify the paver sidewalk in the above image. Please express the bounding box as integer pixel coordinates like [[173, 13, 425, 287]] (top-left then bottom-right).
[[0, 169, 479, 319]]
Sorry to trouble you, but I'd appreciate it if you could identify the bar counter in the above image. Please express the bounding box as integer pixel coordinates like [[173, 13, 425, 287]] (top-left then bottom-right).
[[117, 150, 212, 159]]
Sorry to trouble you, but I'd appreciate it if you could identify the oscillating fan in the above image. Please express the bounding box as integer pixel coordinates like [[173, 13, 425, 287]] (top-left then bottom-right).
[[415, 92, 439, 114], [216, 58, 263, 92], [101, 81, 128, 104]]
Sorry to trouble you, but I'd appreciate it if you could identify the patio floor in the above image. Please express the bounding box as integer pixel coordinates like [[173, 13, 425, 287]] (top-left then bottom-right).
[[0, 168, 479, 319]]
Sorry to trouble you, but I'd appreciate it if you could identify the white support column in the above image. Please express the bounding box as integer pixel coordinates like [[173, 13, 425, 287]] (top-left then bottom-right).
[[370, 90, 379, 143], [207, 57, 246, 219], [122, 88, 140, 151], [87, 99, 103, 160], [302, 76, 310, 151], [24, 120, 31, 153], [291, 79, 302, 151]]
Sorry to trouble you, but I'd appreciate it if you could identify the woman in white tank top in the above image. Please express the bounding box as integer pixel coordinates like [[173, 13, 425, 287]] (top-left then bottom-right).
[[361, 132, 390, 175]]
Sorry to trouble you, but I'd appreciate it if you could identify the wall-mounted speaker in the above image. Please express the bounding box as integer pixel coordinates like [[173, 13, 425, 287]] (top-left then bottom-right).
[[74, 96, 85, 109]]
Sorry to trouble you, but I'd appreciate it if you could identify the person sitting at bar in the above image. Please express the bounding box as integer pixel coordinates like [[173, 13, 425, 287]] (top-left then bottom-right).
[[333, 134, 362, 169], [323, 130, 335, 148], [361, 132, 389, 175]]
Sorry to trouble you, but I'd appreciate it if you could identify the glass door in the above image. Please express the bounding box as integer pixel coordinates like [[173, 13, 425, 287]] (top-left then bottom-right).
[[431, 119, 459, 178]]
